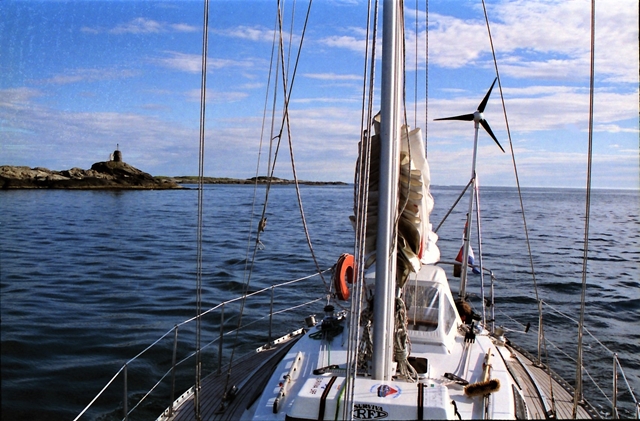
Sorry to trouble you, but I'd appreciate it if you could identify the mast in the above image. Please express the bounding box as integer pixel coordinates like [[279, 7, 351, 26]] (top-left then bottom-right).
[[372, 0, 401, 381], [458, 120, 480, 299]]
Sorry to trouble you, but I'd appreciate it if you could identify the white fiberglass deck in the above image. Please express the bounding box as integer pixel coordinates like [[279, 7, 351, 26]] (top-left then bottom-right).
[[161, 264, 598, 420]]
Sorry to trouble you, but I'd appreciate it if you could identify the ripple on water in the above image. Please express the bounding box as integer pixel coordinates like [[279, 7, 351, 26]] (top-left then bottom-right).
[[1, 186, 638, 420]]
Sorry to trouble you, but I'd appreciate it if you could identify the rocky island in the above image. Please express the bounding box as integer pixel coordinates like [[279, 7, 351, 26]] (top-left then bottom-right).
[[1, 149, 347, 189], [0, 162, 181, 190], [1, 149, 181, 190]]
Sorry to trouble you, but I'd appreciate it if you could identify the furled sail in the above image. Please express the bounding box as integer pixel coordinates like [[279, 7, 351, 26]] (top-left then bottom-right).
[[397, 125, 440, 287], [353, 117, 439, 288]]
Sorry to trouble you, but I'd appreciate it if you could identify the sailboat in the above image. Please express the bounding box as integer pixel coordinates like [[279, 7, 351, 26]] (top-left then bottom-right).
[[74, 1, 638, 420]]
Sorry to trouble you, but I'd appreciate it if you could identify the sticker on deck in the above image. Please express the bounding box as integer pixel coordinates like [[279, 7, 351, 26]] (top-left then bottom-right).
[[353, 404, 389, 419], [369, 383, 402, 398]]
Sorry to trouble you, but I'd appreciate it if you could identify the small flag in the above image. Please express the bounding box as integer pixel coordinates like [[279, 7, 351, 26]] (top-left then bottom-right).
[[455, 245, 481, 275]]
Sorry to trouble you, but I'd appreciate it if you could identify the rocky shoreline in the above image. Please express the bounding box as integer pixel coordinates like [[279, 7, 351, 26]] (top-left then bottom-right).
[[169, 176, 348, 186], [0, 165, 348, 189], [0, 162, 181, 190]]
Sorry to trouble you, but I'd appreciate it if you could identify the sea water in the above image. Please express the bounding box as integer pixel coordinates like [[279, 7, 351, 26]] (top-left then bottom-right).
[[1, 185, 638, 420]]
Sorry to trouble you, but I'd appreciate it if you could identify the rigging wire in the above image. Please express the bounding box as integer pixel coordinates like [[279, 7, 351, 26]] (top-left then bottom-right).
[[275, 0, 329, 289], [194, 0, 209, 419], [478, 0, 559, 366], [433, 178, 473, 234], [219, 1, 284, 404], [346, 0, 379, 415], [573, 0, 596, 416], [479, 1, 540, 304], [220, 0, 327, 404], [424, 0, 428, 157], [286, 0, 297, 81], [473, 177, 487, 326], [413, 0, 418, 128], [479, 2, 558, 413], [243, 10, 280, 270]]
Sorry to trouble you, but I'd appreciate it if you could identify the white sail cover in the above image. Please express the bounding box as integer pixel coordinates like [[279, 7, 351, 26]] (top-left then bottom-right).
[[353, 121, 439, 287], [398, 126, 440, 274]]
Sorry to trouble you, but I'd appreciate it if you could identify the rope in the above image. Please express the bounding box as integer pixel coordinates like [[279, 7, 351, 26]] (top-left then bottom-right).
[[480, 0, 540, 306], [433, 178, 473, 234], [357, 300, 375, 370], [219, 0, 333, 405], [194, 0, 209, 419], [245, 10, 279, 264], [424, 0, 428, 157], [276, 5, 329, 287], [480, 3, 558, 412], [394, 297, 418, 381], [414, 0, 418, 128], [574, 0, 596, 415], [345, 0, 379, 417]]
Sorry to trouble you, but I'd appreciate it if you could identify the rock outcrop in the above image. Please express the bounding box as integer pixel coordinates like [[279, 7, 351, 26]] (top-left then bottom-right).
[[0, 162, 181, 189]]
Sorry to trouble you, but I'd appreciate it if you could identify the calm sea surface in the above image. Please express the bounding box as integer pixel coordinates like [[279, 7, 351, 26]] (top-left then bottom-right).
[[1, 185, 638, 420]]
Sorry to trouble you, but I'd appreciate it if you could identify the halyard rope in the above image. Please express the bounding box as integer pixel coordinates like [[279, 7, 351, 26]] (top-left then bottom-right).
[[345, 0, 380, 416], [221, 0, 327, 405]]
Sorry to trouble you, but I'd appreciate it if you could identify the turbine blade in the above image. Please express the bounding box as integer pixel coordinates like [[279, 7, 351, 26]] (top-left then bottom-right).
[[434, 113, 475, 122], [480, 119, 505, 153], [477, 77, 497, 113]]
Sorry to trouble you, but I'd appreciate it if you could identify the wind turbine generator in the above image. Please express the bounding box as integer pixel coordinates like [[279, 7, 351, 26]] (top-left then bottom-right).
[[435, 77, 505, 298]]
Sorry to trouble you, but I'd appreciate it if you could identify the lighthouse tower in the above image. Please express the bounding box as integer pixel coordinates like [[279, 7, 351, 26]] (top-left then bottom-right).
[[113, 144, 122, 162]]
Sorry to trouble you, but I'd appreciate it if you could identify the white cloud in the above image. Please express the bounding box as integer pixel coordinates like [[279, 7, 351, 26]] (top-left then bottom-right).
[[217, 25, 279, 42], [429, 85, 637, 137], [185, 89, 249, 103], [169, 23, 199, 33], [0, 88, 197, 171], [0, 87, 43, 107], [595, 125, 637, 134], [319, 35, 367, 53], [402, 0, 638, 85], [37, 68, 139, 85], [291, 97, 360, 104], [80, 18, 199, 35], [303, 73, 361, 81], [154, 52, 254, 73], [239, 82, 265, 90], [110, 18, 164, 34]]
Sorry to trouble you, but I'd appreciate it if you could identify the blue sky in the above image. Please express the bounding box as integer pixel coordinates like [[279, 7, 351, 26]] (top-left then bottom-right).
[[1, 0, 638, 188]]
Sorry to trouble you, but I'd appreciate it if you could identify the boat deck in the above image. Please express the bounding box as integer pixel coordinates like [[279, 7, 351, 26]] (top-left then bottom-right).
[[158, 331, 303, 421], [501, 343, 600, 419], [159, 331, 599, 420]]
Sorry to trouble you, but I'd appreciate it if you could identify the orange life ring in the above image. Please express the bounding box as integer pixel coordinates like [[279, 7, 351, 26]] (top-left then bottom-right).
[[334, 253, 354, 300]]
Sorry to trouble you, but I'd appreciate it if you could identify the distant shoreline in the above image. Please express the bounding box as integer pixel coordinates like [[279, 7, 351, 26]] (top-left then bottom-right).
[[165, 176, 348, 186], [0, 165, 348, 189]]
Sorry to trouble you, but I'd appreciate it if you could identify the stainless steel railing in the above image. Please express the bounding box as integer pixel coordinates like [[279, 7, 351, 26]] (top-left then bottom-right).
[[439, 259, 639, 419], [74, 269, 330, 421], [497, 298, 639, 419]]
